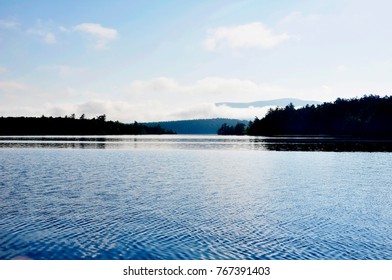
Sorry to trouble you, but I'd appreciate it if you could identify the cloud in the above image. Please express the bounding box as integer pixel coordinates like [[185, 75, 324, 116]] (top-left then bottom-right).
[[38, 65, 87, 78], [189, 77, 262, 96], [34, 99, 273, 123], [27, 29, 56, 44], [130, 77, 179, 93], [59, 26, 70, 33], [337, 64, 346, 72], [279, 11, 321, 26], [74, 23, 118, 49], [203, 22, 290, 51], [0, 81, 27, 91], [24, 19, 61, 44], [0, 19, 20, 30], [1, 76, 331, 122], [41, 100, 167, 122], [1, 19, 117, 49], [123, 76, 297, 121], [169, 103, 273, 121], [128, 76, 288, 104], [11, 76, 286, 122]]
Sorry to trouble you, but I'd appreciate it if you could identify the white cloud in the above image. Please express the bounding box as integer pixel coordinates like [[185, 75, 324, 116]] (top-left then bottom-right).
[[54, 65, 85, 77], [204, 22, 290, 51], [128, 76, 288, 104], [59, 26, 70, 32], [25, 19, 60, 44], [74, 23, 118, 49], [123, 76, 300, 121], [130, 77, 179, 93], [27, 29, 56, 44], [44, 33, 56, 44], [10, 77, 288, 121], [34, 99, 273, 123], [0, 81, 27, 91], [0, 19, 20, 30], [38, 65, 87, 78], [189, 77, 261, 96], [0, 76, 334, 122], [169, 103, 273, 121], [337, 64, 346, 72], [40, 100, 167, 122], [279, 11, 321, 26], [277, 11, 322, 42]]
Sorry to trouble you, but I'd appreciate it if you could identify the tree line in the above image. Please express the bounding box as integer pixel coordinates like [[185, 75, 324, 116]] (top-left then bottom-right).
[[217, 123, 246, 135], [218, 95, 392, 138], [0, 114, 176, 135], [146, 118, 248, 134]]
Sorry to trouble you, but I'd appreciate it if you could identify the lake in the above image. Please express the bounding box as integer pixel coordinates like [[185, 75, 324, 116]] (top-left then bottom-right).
[[0, 135, 391, 259]]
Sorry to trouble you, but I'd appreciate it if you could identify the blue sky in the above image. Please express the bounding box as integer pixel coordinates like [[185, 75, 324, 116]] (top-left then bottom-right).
[[1, 0, 392, 121]]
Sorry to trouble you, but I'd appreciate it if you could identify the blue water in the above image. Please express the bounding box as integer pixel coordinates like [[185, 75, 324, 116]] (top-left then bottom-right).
[[0, 136, 391, 259]]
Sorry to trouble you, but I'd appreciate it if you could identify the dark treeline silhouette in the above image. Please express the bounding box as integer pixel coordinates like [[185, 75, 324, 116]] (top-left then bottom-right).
[[0, 114, 176, 135], [146, 118, 249, 134], [247, 95, 392, 138], [217, 123, 246, 135]]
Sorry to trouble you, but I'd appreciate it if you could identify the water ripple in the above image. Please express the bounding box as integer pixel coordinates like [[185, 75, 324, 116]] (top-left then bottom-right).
[[1, 147, 391, 259]]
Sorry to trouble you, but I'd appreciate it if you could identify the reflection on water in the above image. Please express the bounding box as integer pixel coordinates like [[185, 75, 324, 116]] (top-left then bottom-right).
[[0, 137, 391, 260], [1, 147, 391, 260], [1, 135, 392, 152]]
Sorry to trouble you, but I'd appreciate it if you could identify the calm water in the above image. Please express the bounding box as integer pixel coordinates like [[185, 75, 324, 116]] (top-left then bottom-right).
[[0, 135, 391, 259]]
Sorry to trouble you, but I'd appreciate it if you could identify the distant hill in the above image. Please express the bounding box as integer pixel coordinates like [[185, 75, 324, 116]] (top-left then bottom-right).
[[144, 118, 249, 134], [216, 98, 321, 108]]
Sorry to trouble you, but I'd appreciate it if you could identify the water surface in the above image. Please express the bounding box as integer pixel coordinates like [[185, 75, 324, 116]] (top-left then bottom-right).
[[0, 136, 391, 259], [1, 135, 392, 151]]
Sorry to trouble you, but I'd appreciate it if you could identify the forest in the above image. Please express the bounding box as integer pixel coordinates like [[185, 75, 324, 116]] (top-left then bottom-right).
[[146, 118, 249, 134], [0, 114, 175, 135], [219, 95, 392, 138], [217, 123, 246, 135]]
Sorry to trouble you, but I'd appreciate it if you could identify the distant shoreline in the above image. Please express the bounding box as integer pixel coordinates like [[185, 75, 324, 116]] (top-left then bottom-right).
[[0, 115, 176, 135]]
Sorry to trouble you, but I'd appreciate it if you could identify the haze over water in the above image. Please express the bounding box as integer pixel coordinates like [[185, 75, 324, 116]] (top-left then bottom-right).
[[1, 136, 391, 259]]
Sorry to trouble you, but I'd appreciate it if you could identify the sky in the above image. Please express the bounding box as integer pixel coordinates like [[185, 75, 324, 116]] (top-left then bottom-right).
[[1, 0, 392, 122]]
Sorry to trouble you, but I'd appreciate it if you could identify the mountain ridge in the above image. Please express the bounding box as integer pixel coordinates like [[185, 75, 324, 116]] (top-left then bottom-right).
[[216, 98, 322, 108]]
